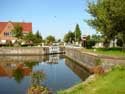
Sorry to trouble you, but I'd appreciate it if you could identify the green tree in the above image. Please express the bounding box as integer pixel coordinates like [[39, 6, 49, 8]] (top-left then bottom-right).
[[12, 24, 23, 39], [63, 31, 75, 43], [91, 34, 101, 43], [57, 39, 61, 43], [34, 30, 43, 43], [23, 32, 34, 44], [63, 33, 69, 43], [87, 0, 125, 50], [23, 31, 42, 45], [117, 39, 123, 47], [86, 35, 96, 49], [46, 35, 55, 44], [74, 24, 81, 43]]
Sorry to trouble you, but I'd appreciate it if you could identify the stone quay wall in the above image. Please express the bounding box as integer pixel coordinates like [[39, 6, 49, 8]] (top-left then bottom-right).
[[65, 48, 97, 70], [65, 48, 125, 70], [0, 47, 65, 55]]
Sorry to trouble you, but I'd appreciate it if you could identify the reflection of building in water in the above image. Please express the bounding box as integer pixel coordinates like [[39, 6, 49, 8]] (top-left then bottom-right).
[[49, 46, 60, 54], [47, 54, 60, 64], [0, 62, 32, 78], [0, 55, 63, 78], [65, 58, 90, 81]]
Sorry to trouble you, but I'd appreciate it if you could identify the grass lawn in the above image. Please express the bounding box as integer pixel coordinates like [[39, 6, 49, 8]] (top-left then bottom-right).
[[57, 66, 125, 94], [80, 48, 125, 57]]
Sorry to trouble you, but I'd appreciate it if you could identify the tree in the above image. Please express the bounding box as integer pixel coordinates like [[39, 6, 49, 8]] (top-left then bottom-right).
[[34, 30, 43, 43], [64, 34, 69, 43], [117, 39, 123, 47], [12, 24, 23, 39], [11, 25, 23, 46], [116, 33, 123, 47], [74, 24, 81, 43], [90, 34, 102, 43], [86, 35, 96, 49], [63, 31, 75, 43], [23, 31, 43, 45], [57, 39, 61, 43], [87, 0, 125, 50], [46, 35, 55, 44], [23, 32, 34, 44]]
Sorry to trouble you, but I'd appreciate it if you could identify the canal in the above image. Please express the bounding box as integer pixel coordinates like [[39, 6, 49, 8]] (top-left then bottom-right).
[[0, 55, 90, 94]]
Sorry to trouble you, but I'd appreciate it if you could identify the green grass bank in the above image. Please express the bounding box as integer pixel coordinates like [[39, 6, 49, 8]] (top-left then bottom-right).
[[58, 66, 125, 94], [80, 48, 125, 57]]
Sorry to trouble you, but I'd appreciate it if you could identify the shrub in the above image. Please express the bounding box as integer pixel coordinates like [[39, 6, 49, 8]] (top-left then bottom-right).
[[86, 40, 96, 49]]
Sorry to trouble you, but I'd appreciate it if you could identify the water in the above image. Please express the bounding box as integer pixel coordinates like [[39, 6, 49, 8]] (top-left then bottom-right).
[[0, 55, 90, 94]]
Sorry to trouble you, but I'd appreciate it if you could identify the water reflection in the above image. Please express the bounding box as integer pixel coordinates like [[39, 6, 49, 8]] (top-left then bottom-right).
[[47, 54, 60, 64], [31, 71, 45, 87], [0, 54, 89, 94], [25, 61, 39, 69], [0, 61, 32, 79], [13, 67, 25, 83], [65, 58, 90, 81]]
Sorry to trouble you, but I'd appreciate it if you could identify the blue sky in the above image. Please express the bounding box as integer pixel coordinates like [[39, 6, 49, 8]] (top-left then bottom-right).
[[0, 0, 96, 39]]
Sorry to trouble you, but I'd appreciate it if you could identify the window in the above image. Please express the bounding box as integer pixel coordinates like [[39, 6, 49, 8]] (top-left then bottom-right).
[[4, 32, 12, 36]]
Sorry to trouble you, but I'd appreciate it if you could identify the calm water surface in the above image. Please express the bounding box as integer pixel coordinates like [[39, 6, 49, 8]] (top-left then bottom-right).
[[0, 55, 90, 94]]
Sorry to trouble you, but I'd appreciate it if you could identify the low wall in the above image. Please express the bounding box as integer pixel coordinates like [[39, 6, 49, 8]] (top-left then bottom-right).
[[65, 48, 125, 70], [0, 47, 65, 55], [0, 47, 44, 55], [65, 48, 98, 69]]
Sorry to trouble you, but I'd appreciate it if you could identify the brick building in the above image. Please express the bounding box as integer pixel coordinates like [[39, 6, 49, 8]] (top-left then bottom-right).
[[0, 22, 32, 44]]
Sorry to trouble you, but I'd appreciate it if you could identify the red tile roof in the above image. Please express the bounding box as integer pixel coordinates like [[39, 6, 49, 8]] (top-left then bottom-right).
[[0, 22, 32, 33], [0, 22, 8, 33], [12, 22, 32, 33]]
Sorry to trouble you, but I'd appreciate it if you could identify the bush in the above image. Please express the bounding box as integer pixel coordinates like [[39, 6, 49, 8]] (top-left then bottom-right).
[[86, 40, 96, 49], [117, 39, 123, 47]]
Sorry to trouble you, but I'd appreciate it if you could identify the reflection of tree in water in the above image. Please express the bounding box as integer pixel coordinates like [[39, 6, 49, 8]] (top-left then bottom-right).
[[65, 58, 90, 81], [31, 71, 45, 87], [12, 61, 38, 84], [13, 68, 24, 83], [28, 71, 51, 94], [25, 61, 39, 69]]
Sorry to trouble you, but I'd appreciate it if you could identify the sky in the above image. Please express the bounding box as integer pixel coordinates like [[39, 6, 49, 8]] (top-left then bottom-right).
[[0, 0, 96, 39]]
